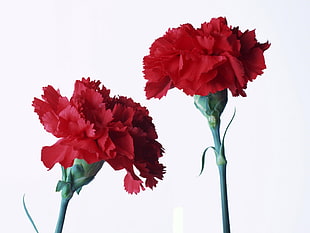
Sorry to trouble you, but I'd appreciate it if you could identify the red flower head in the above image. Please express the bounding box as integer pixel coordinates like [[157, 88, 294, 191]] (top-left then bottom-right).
[[143, 17, 270, 98], [33, 78, 165, 194]]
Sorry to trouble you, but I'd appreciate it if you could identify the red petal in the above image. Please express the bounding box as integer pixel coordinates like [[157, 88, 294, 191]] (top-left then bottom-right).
[[97, 130, 116, 159], [41, 140, 77, 169], [124, 172, 144, 194], [144, 75, 173, 99], [110, 130, 134, 160]]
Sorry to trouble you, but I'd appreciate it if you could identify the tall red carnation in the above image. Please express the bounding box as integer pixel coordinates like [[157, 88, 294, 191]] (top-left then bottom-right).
[[143, 17, 270, 98], [33, 78, 165, 194]]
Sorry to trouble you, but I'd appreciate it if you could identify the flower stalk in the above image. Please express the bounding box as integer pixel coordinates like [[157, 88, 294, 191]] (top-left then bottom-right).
[[54, 159, 105, 233], [194, 90, 231, 233], [218, 164, 230, 233], [210, 122, 230, 233], [54, 197, 71, 233]]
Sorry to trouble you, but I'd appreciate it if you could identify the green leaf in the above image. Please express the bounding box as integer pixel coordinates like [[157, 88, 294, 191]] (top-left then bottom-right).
[[199, 146, 216, 176], [23, 194, 39, 233], [220, 108, 236, 157]]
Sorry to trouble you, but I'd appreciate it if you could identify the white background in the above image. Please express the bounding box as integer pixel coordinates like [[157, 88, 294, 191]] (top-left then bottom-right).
[[1, 0, 309, 232]]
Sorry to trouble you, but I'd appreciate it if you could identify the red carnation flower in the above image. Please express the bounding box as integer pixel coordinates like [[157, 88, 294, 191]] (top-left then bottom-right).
[[33, 78, 165, 194], [143, 17, 270, 98]]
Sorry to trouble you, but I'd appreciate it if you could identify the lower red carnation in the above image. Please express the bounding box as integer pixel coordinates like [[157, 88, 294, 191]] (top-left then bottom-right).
[[33, 78, 165, 194]]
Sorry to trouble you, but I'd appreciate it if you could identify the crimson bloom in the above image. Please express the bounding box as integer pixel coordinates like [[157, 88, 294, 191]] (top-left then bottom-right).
[[33, 78, 165, 194], [143, 17, 270, 98]]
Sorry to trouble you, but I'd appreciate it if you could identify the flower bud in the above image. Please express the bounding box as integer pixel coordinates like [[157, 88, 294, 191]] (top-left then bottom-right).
[[56, 159, 104, 198], [194, 89, 228, 128]]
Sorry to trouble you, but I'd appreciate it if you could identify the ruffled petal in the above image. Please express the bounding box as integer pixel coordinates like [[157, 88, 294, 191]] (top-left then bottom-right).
[[124, 172, 144, 194], [143, 17, 270, 97], [34, 78, 165, 194], [41, 140, 78, 169]]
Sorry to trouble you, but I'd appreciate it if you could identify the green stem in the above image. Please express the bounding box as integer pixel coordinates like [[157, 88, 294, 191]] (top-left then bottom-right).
[[211, 123, 221, 151], [218, 164, 230, 233], [210, 122, 231, 233], [54, 197, 71, 233]]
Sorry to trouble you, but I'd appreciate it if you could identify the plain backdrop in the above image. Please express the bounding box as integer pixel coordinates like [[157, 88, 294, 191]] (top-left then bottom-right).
[[0, 0, 309, 232]]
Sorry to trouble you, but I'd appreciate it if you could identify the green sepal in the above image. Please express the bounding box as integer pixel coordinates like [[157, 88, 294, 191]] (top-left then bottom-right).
[[194, 89, 228, 121], [75, 187, 83, 195], [71, 163, 85, 178], [57, 159, 104, 198], [56, 181, 70, 193], [56, 180, 73, 199], [72, 176, 95, 194]]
